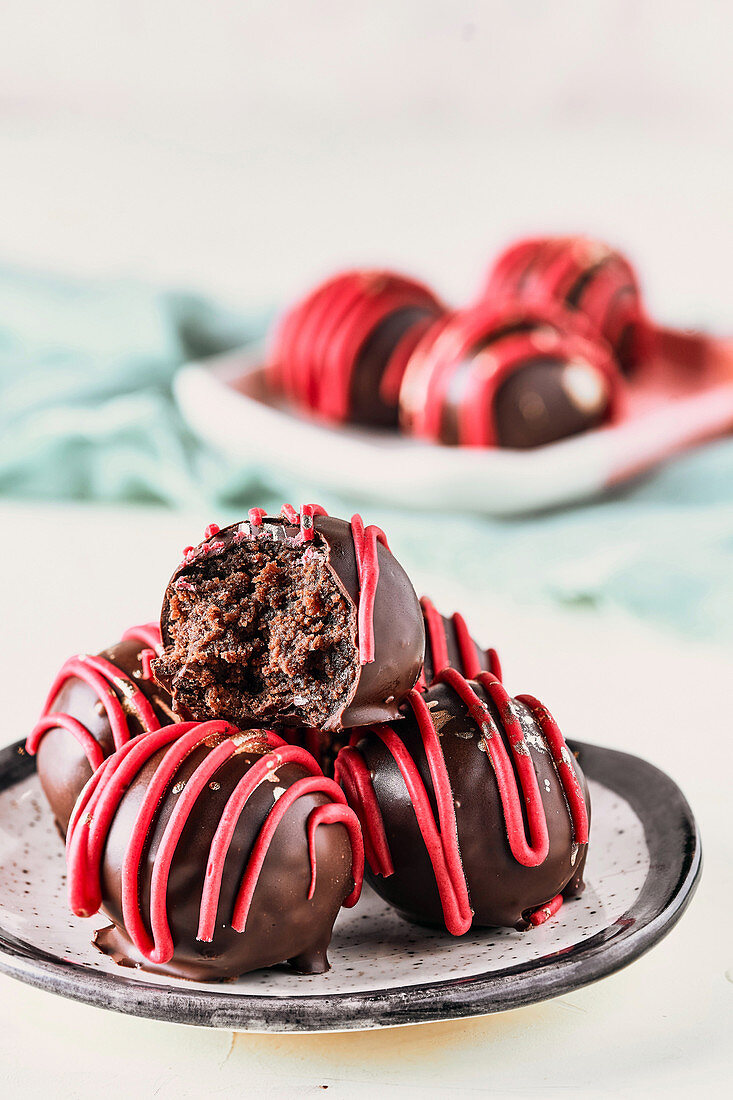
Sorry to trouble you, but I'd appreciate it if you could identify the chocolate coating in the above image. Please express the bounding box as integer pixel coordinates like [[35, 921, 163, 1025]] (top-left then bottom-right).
[[484, 235, 648, 374], [32, 635, 174, 834], [279, 728, 350, 782], [399, 303, 621, 449], [153, 514, 425, 731], [340, 678, 589, 931], [492, 356, 611, 448], [86, 733, 356, 979], [267, 270, 444, 428], [419, 599, 499, 686], [348, 306, 436, 427]]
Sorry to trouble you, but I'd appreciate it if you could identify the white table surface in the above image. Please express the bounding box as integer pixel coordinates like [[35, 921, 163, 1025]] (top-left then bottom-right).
[[0, 499, 729, 1098]]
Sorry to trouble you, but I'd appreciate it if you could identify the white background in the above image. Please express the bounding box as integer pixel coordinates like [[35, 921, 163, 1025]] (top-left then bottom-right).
[[0, 4, 732, 1097], [0, 1, 731, 324]]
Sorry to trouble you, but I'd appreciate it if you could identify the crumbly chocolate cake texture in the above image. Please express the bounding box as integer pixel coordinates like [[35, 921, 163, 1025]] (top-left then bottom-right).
[[153, 507, 425, 731]]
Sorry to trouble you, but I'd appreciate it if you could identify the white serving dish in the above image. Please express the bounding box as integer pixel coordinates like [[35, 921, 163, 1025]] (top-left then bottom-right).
[[174, 328, 733, 516]]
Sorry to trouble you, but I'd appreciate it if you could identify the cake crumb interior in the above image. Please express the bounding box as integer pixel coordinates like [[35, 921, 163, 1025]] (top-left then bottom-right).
[[155, 541, 358, 728]]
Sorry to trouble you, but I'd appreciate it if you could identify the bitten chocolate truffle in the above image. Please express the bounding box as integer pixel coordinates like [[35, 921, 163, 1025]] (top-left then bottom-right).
[[26, 624, 175, 834], [267, 270, 444, 427], [152, 506, 425, 732], [66, 721, 363, 979], [399, 301, 624, 449], [483, 235, 650, 373], [335, 668, 590, 933]]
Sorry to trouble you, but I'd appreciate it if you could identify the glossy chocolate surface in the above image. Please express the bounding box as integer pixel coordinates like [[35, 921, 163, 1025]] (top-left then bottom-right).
[[493, 357, 610, 448], [420, 603, 497, 687], [348, 679, 589, 930], [349, 306, 435, 427], [95, 740, 355, 980], [35, 637, 174, 834]]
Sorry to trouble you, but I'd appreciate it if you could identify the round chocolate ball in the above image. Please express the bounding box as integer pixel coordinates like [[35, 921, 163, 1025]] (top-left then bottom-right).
[[267, 270, 444, 427], [418, 595, 500, 687], [152, 507, 425, 732], [335, 668, 590, 933], [399, 302, 624, 449], [26, 624, 174, 834], [66, 721, 363, 979], [493, 356, 612, 449], [484, 235, 650, 373]]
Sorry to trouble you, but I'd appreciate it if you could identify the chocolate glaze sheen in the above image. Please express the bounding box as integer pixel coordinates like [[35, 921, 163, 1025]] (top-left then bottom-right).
[[484, 235, 649, 374], [348, 306, 436, 427], [282, 599, 498, 779], [337, 676, 590, 931], [153, 512, 425, 731], [492, 357, 610, 448], [398, 302, 622, 450], [29, 631, 174, 834], [94, 736, 355, 980], [419, 597, 500, 687]]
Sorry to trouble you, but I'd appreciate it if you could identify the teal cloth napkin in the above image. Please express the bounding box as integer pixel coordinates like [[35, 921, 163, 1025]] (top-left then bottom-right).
[[0, 268, 272, 508], [1, 267, 731, 645]]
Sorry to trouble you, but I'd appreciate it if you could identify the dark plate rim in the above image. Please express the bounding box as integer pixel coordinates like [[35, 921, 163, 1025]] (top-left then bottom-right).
[[0, 738, 701, 1031]]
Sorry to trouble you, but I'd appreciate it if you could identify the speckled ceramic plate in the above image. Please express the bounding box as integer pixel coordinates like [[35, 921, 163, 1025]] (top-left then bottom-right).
[[0, 739, 700, 1032]]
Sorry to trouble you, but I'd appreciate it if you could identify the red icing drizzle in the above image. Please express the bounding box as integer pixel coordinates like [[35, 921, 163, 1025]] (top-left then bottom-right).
[[378, 692, 473, 934], [335, 670, 588, 934], [121, 623, 164, 653], [66, 721, 364, 965], [139, 649, 156, 681], [335, 744, 394, 876], [280, 502, 300, 526], [28, 715, 106, 773], [26, 624, 165, 769], [417, 596, 501, 689], [528, 893, 563, 926], [349, 513, 388, 665], [452, 611, 502, 681], [400, 300, 625, 446], [484, 236, 648, 363], [420, 596, 450, 676], [267, 270, 444, 423], [299, 501, 327, 542]]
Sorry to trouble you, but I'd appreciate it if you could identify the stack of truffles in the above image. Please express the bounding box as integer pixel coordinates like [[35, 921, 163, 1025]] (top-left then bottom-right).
[[28, 506, 590, 980], [267, 234, 652, 448]]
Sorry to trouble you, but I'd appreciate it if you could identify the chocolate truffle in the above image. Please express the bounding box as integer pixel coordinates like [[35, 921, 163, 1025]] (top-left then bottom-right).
[[267, 270, 444, 427], [484, 235, 650, 373], [152, 507, 425, 732], [418, 595, 500, 687], [399, 301, 624, 448], [335, 668, 590, 933], [66, 721, 363, 979], [26, 624, 175, 834]]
